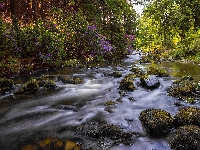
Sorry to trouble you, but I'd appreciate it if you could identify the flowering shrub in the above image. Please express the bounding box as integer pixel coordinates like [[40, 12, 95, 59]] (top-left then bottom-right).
[[81, 25, 115, 61]]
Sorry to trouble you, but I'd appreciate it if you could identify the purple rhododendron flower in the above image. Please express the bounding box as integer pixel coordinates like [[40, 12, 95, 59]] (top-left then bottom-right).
[[0, 3, 4, 9]]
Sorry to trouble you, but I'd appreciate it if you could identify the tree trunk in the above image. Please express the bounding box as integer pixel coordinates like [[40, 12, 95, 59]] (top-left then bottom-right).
[[10, 0, 18, 27]]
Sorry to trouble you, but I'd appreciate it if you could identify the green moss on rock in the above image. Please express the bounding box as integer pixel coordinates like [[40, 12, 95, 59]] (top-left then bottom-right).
[[173, 106, 200, 127], [168, 79, 198, 103], [147, 66, 167, 77], [139, 108, 174, 136], [58, 75, 83, 84], [112, 71, 122, 78], [170, 125, 200, 150], [14, 79, 39, 94], [43, 80, 57, 90], [119, 76, 136, 91]]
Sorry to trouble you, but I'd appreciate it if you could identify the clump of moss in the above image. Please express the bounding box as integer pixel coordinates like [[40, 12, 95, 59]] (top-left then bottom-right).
[[0, 78, 14, 94], [112, 71, 122, 78], [14, 79, 39, 94], [104, 101, 116, 106], [170, 125, 200, 150], [139, 108, 174, 136], [173, 106, 200, 127], [119, 76, 136, 91], [147, 66, 167, 77], [43, 80, 57, 90], [58, 75, 83, 84], [140, 75, 160, 89]]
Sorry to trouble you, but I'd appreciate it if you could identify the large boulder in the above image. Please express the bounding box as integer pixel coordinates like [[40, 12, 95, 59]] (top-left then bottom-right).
[[76, 121, 136, 145], [139, 108, 174, 136], [170, 125, 200, 150]]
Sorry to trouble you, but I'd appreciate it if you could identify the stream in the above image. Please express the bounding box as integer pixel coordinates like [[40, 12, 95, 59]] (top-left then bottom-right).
[[0, 52, 200, 150]]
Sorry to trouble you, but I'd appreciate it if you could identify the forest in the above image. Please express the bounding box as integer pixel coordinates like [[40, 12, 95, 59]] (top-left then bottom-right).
[[0, 0, 200, 77]]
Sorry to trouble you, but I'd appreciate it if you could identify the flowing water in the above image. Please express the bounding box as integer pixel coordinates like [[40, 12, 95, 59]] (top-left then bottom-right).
[[0, 53, 200, 150]]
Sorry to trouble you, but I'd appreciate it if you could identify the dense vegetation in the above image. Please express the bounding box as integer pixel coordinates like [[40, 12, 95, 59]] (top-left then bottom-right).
[[136, 0, 200, 61], [1, 0, 200, 77], [0, 0, 137, 77]]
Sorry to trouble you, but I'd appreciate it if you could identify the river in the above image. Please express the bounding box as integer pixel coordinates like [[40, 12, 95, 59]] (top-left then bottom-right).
[[0, 52, 200, 150]]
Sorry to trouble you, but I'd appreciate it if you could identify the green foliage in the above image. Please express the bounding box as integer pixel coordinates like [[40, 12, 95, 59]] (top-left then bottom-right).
[[0, 1, 137, 76], [136, 0, 200, 61]]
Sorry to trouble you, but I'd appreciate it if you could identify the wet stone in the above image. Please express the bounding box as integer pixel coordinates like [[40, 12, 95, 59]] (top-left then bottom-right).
[[0, 78, 14, 94], [140, 75, 160, 89]]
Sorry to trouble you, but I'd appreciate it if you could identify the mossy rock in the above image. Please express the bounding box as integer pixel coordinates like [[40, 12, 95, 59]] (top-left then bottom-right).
[[43, 80, 57, 90], [14, 79, 39, 94], [147, 66, 167, 77], [139, 56, 152, 64], [139, 108, 174, 136], [119, 77, 136, 91], [0, 78, 14, 94], [76, 122, 136, 146], [58, 75, 83, 84], [112, 71, 122, 78], [129, 67, 143, 77], [140, 75, 160, 89], [168, 81, 198, 103], [173, 75, 193, 84], [173, 106, 200, 127], [169, 125, 200, 150]]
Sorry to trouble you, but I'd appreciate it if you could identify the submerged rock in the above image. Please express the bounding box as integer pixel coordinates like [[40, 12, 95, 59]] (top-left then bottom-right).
[[112, 71, 122, 78], [139, 108, 174, 136], [140, 75, 160, 89], [170, 125, 200, 150], [0, 78, 14, 94], [173, 106, 200, 127]]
